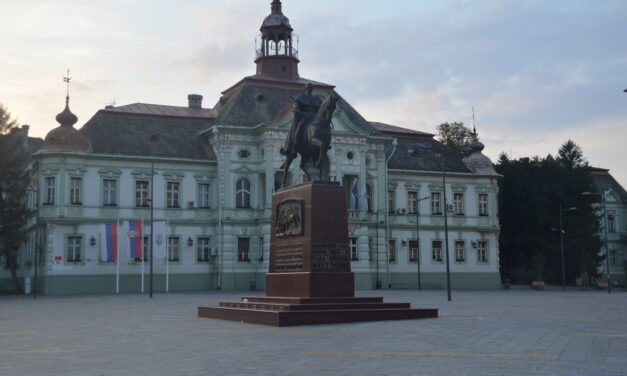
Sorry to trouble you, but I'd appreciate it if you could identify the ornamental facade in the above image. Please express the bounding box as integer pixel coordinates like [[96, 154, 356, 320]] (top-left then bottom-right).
[[2, 1, 503, 294]]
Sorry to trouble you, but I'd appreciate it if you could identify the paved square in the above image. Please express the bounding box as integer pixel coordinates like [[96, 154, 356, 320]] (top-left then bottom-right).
[[1, 289, 626, 376]]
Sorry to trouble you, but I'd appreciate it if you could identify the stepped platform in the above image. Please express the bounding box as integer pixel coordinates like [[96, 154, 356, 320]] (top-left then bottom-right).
[[197, 296, 438, 326]]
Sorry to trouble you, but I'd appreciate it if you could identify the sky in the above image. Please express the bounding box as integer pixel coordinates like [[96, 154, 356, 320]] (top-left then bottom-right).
[[1, 0, 626, 184]]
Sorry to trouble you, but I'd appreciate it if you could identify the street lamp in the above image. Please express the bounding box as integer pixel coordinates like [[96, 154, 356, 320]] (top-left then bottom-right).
[[414, 195, 429, 291], [582, 191, 611, 294], [410, 143, 452, 301], [550, 204, 577, 291]]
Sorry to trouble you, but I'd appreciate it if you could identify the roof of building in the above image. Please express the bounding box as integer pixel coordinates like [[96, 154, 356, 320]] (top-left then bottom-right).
[[386, 136, 472, 173], [211, 75, 378, 134], [102, 103, 216, 119], [370, 122, 434, 138], [590, 167, 627, 202], [79, 111, 215, 160]]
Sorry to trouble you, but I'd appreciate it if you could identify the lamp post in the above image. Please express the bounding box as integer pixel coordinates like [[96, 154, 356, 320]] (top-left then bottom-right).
[[550, 204, 577, 291], [414, 195, 430, 290], [582, 190, 611, 294], [148, 162, 155, 298], [409, 143, 452, 301]]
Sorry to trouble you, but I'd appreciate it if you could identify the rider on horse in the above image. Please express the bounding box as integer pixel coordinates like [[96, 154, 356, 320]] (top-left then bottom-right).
[[281, 83, 322, 158]]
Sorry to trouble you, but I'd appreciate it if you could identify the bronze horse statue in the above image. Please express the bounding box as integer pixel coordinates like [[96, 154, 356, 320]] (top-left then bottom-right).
[[279, 94, 339, 187]]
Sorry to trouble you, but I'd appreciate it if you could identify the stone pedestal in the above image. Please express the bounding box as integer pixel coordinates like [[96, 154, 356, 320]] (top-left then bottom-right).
[[198, 181, 438, 326]]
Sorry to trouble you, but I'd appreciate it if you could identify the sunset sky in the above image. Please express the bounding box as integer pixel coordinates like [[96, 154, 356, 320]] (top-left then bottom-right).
[[1, 0, 626, 183]]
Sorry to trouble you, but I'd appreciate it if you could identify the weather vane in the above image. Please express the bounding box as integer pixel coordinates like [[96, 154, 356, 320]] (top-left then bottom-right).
[[63, 69, 72, 101]]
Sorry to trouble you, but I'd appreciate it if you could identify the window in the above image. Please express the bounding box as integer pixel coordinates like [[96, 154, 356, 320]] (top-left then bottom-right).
[[70, 177, 81, 205], [477, 241, 488, 263], [168, 237, 180, 262], [431, 192, 441, 215], [258, 236, 264, 261], [67, 236, 82, 263], [350, 237, 358, 261], [197, 237, 210, 262], [455, 241, 465, 262], [607, 215, 616, 233], [408, 192, 418, 214], [409, 240, 418, 263], [45, 177, 55, 205], [236, 178, 251, 208], [103, 179, 117, 206], [432, 241, 442, 262], [166, 182, 180, 208], [478, 194, 488, 216], [142, 236, 150, 261], [388, 190, 395, 214], [610, 250, 617, 265], [388, 240, 396, 263], [238, 238, 250, 262], [197, 183, 210, 208], [136, 181, 150, 207], [366, 184, 372, 212], [453, 193, 464, 215]]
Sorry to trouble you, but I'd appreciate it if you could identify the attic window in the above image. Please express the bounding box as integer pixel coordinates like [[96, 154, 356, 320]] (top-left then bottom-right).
[[239, 149, 250, 159], [256, 94, 265, 102]]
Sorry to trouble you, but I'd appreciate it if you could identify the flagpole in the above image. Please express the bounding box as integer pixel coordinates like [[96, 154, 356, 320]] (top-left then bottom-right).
[[116, 218, 120, 294], [149, 162, 154, 298], [166, 220, 169, 293], [141, 220, 145, 293]]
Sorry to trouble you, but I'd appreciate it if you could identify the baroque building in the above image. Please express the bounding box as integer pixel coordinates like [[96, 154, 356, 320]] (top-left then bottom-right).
[[2, 1, 503, 294]]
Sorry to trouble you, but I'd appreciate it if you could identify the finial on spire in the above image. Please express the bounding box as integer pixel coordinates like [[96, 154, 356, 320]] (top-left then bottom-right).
[[472, 106, 476, 136], [63, 69, 72, 104], [271, 0, 282, 13]]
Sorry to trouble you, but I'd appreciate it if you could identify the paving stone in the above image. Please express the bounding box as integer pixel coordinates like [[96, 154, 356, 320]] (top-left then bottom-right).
[[0, 289, 626, 375]]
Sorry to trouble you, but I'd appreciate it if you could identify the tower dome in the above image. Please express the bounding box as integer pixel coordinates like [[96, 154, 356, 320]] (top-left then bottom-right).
[[41, 94, 91, 153]]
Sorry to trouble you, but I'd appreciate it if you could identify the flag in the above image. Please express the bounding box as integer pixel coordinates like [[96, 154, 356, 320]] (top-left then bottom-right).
[[101, 223, 119, 262], [361, 185, 368, 212], [152, 221, 167, 258], [125, 220, 143, 259], [351, 183, 359, 210]]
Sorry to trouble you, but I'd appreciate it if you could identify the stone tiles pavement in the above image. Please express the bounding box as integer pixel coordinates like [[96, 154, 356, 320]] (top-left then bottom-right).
[[1, 288, 626, 376]]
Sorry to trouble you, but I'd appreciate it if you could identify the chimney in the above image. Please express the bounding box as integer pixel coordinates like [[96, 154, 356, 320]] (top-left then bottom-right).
[[188, 94, 203, 108]]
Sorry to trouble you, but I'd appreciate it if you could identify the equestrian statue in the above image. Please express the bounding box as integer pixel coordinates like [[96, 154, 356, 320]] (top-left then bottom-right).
[[279, 83, 339, 187]]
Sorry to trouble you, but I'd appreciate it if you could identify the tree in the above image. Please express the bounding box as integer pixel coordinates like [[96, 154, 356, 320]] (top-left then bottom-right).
[[0, 104, 30, 292], [495, 141, 603, 285], [435, 122, 477, 149]]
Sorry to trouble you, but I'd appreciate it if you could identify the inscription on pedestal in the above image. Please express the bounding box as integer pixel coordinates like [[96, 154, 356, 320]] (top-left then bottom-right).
[[311, 242, 350, 272], [273, 241, 304, 272]]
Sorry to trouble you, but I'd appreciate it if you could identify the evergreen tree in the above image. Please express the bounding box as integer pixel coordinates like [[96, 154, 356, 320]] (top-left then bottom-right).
[[0, 104, 30, 292], [496, 141, 603, 285]]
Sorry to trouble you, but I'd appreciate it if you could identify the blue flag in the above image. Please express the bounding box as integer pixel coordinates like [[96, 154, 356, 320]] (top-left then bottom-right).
[[352, 184, 359, 210]]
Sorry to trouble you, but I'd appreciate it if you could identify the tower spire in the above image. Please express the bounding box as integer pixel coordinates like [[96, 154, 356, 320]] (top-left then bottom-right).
[[56, 69, 78, 127], [255, 0, 299, 79]]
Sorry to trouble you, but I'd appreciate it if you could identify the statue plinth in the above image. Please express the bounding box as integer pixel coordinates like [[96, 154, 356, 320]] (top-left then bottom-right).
[[198, 181, 438, 326], [267, 181, 354, 297]]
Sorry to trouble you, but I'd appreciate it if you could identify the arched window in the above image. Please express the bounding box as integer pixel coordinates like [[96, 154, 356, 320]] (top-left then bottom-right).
[[236, 178, 251, 208]]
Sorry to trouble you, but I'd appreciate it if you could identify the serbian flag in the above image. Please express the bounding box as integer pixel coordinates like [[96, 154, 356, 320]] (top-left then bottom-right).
[[100, 223, 119, 262], [125, 220, 143, 259]]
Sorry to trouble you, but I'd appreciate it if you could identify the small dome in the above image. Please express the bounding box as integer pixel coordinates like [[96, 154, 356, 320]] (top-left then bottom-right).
[[55, 102, 78, 127], [41, 97, 91, 153], [463, 150, 496, 175], [261, 1, 291, 29]]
